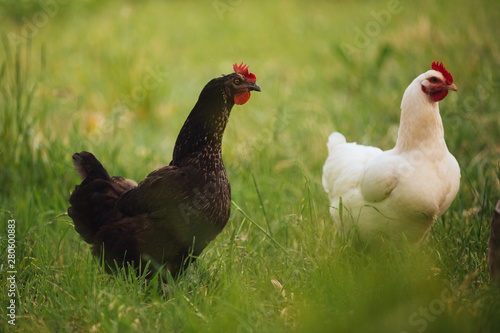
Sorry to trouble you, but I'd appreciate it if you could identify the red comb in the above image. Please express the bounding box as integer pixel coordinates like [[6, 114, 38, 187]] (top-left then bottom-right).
[[233, 62, 257, 83], [431, 61, 453, 83]]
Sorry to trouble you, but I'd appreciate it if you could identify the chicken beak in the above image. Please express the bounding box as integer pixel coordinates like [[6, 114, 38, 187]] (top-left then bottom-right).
[[248, 83, 261, 92], [446, 83, 458, 91]]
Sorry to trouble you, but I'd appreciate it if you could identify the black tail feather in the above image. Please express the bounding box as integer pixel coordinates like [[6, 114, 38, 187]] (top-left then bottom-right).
[[72, 151, 111, 181], [68, 152, 132, 245]]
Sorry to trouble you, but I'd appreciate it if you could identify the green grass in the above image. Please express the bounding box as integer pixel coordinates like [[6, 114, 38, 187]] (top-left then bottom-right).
[[1, 0, 500, 331]]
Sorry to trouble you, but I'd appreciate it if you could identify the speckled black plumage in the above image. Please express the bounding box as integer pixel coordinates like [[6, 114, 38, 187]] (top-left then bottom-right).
[[68, 71, 260, 277]]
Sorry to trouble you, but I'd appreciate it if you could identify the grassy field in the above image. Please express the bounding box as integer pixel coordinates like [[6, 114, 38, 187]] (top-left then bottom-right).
[[1, 0, 500, 331]]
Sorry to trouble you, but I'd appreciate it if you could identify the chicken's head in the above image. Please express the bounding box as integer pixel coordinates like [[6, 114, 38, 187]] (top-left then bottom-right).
[[225, 62, 261, 105], [421, 61, 457, 102]]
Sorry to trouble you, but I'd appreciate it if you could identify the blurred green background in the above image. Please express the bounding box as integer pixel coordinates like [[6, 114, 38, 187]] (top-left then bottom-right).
[[1, 0, 499, 332]]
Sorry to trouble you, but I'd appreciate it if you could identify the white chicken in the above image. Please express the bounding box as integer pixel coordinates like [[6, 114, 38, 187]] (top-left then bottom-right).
[[322, 62, 460, 245]]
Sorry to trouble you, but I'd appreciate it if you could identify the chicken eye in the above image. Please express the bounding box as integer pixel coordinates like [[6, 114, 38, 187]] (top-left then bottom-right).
[[234, 78, 241, 85], [430, 77, 438, 83]]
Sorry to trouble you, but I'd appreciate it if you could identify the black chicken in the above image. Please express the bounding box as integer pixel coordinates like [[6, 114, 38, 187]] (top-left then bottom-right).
[[488, 199, 500, 286], [68, 63, 260, 277]]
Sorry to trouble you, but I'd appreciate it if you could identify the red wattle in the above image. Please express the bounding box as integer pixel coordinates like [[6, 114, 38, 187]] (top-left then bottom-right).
[[234, 91, 251, 105], [430, 90, 448, 102]]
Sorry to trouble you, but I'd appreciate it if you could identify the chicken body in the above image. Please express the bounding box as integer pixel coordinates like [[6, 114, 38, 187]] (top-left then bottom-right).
[[322, 64, 460, 245], [68, 64, 260, 277]]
